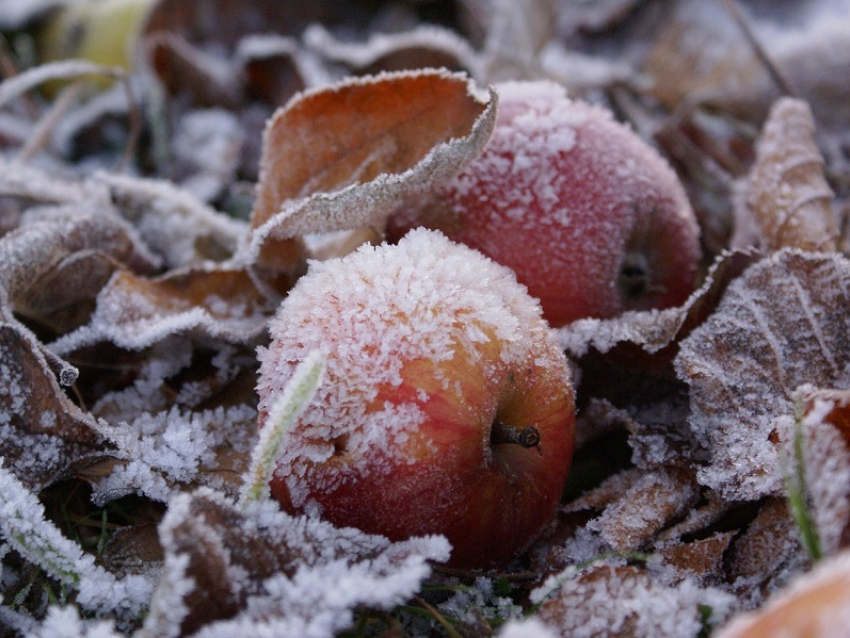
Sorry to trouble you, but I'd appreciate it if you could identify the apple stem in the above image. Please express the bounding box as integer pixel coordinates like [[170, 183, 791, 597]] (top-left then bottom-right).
[[491, 422, 542, 453]]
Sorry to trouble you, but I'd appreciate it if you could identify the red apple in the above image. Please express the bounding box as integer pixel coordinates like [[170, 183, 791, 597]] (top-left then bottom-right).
[[256, 228, 575, 569], [386, 80, 701, 327]]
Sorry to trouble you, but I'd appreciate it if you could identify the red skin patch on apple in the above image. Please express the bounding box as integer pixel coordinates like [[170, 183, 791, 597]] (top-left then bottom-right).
[[386, 81, 702, 327], [257, 229, 575, 569]]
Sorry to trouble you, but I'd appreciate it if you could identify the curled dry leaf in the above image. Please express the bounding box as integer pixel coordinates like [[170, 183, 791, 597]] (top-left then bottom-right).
[[0, 322, 111, 490], [50, 265, 279, 355], [246, 69, 497, 273], [716, 549, 850, 638], [140, 488, 450, 637], [738, 97, 838, 253], [237, 35, 312, 107], [0, 211, 152, 333], [676, 249, 850, 501]]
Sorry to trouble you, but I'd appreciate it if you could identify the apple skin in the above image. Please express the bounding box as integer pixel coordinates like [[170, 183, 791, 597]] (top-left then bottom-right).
[[386, 80, 701, 327], [257, 228, 575, 569]]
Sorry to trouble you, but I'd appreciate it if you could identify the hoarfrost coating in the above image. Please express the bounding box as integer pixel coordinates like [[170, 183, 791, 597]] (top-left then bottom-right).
[[257, 228, 564, 507]]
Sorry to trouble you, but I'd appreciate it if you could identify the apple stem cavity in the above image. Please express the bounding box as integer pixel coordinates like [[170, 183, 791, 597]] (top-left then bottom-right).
[[491, 422, 542, 453]]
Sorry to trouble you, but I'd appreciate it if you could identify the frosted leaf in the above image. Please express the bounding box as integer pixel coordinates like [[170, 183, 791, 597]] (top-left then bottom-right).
[[101, 173, 248, 268], [675, 249, 850, 500], [737, 97, 838, 253], [716, 549, 850, 638], [565, 467, 699, 553], [0, 322, 110, 490], [558, 248, 758, 359], [554, 0, 642, 34], [533, 563, 735, 638], [0, 0, 66, 30], [236, 34, 316, 109], [657, 533, 735, 584], [246, 69, 497, 266], [643, 2, 850, 130], [50, 265, 279, 355], [0, 462, 155, 618], [726, 497, 807, 606], [537, 43, 637, 94], [0, 210, 153, 329], [139, 488, 450, 638], [303, 23, 480, 78]]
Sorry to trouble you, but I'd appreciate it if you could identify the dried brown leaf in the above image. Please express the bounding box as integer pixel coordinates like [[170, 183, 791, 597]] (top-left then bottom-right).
[[794, 389, 850, 554], [250, 69, 495, 231], [238, 35, 308, 106], [534, 563, 733, 638], [51, 265, 279, 354], [676, 249, 850, 500], [658, 533, 734, 584], [0, 322, 111, 490], [740, 97, 838, 252], [0, 211, 152, 333], [802, 388, 850, 444], [643, 3, 758, 116], [726, 498, 805, 599], [140, 488, 449, 637], [589, 468, 699, 552], [99, 523, 164, 578], [243, 70, 496, 290]]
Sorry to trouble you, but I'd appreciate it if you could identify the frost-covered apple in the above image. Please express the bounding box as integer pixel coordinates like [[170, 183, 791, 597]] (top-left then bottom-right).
[[386, 80, 701, 327], [256, 228, 575, 569]]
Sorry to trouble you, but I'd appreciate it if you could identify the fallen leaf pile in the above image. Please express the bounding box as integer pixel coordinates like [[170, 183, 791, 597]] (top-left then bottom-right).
[[1, 0, 850, 636]]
